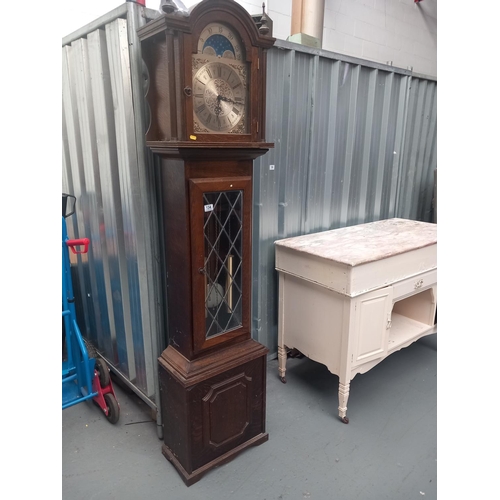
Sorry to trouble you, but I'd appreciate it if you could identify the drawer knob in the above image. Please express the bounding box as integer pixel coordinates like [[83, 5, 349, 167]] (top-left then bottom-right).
[[414, 279, 424, 289]]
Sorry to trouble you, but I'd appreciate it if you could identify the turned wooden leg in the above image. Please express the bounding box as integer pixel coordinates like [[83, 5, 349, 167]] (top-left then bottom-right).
[[278, 345, 287, 383], [338, 382, 350, 424], [277, 273, 287, 383]]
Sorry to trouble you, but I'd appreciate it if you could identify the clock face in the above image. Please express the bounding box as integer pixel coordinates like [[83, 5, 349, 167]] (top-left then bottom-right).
[[193, 22, 249, 134], [193, 61, 246, 133]]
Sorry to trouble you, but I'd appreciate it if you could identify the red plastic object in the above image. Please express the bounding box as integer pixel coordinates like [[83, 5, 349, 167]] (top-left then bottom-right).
[[66, 238, 90, 254]]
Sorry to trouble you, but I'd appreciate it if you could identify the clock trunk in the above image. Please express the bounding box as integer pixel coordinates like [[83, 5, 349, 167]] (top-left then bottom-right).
[[155, 151, 270, 485]]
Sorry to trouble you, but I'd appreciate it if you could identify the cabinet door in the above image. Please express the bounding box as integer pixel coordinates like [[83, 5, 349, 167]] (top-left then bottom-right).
[[351, 287, 393, 367], [189, 176, 252, 354]]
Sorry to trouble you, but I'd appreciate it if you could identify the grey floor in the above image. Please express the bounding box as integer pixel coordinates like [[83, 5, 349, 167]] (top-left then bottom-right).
[[62, 334, 437, 500]]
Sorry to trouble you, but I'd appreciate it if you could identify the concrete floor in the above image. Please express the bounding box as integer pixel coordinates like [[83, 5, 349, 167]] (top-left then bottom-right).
[[62, 334, 437, 500]]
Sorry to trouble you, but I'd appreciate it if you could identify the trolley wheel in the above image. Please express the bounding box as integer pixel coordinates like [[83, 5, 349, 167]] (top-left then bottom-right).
[[104, 393, 120, 424], [94, 358, 111, 388]]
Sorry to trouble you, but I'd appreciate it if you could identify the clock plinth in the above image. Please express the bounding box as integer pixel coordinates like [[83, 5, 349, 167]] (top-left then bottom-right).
[[159, 340, 268, 486], [138, 0, 275, 486]]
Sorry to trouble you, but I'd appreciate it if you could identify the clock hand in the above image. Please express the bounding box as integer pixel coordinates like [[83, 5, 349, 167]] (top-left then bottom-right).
[[218, 95, 237, 105], [214, 99, 223, 131], [213, 94, 222, 115]]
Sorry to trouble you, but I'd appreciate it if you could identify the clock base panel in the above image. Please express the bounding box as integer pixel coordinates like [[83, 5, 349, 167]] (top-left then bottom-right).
[[158, 341, 269, 486]]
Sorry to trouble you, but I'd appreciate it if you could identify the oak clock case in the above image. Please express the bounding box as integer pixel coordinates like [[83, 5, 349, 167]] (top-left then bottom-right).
[[137, 0, 275, 487]]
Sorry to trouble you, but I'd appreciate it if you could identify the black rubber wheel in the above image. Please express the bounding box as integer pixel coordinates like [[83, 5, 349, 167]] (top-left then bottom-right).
[[104, 393, 120, 424], [94, 358, 111, 388]]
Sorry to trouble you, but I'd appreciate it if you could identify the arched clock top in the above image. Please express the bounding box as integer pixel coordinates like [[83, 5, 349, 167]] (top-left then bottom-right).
[[189, 0, 274, 53]]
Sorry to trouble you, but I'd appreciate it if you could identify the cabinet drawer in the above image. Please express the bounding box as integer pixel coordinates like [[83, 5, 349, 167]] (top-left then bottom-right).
[[392, 269, 437, 301]]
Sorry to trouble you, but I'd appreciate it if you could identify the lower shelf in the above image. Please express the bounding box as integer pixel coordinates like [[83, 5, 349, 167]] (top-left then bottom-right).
[[388, 312, 436, 353]]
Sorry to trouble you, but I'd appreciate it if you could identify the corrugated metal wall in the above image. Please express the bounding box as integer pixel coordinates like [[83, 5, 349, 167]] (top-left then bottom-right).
[[62, 8, 437, 407], [62, 3, 164, 419], [252, 40, 437, 355]]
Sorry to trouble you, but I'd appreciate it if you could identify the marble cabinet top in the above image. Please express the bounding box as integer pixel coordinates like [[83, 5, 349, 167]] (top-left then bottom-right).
[[275, 218, 437, 267]]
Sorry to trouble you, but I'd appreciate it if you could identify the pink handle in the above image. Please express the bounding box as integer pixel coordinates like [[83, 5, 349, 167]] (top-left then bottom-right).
[[66, 238, 90, 254]]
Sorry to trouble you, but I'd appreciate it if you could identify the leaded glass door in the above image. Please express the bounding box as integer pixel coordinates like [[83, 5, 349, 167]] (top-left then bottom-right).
[[189, 176, 252, 353]]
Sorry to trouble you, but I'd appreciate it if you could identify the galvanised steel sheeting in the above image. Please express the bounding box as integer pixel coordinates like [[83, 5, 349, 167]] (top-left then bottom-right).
[[252, 40, 437, 355], [397, 78, 438, 222], [62, 4, 163, 419]]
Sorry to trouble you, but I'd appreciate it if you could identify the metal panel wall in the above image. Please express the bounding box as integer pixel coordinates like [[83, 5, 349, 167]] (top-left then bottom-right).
[[62, 4, 163, 421], [252, 40, 437, 355]]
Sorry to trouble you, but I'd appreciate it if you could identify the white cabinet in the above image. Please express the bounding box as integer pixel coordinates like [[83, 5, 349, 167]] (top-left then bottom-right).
[[275, 218, 437, 423]]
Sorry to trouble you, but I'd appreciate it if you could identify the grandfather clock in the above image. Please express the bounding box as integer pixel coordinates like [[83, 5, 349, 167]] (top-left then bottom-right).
[[138, 0, 275, 486]]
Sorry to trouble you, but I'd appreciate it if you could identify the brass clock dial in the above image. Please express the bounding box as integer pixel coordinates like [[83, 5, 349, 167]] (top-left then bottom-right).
[[193, 61, 246, 132], [193, 22, 249, 134]]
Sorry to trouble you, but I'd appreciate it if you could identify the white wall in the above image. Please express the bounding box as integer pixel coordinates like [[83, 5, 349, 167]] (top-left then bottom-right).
[[264, 0, 437, 77], [62, 0, 436, 77], [322, 0, 437, 76]]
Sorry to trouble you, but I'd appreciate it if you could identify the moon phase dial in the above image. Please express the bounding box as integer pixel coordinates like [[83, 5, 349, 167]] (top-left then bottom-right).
[[193, 61, 247, 133], [197, 22, 244, 61]]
